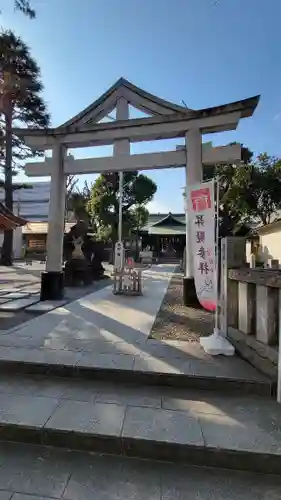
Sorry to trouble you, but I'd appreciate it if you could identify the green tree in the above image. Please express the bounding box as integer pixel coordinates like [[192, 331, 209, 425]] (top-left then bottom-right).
[[0, 30, 50, 265], [203, 145, 252, 236], [130, 204, 149, 233], [67, 180, 91, 223], [204, 147, 281, 235], [225, 153, 281, 226], [87, 171, 156, 242], [92, 222, 112, 242], [65, 174, 78, 218]]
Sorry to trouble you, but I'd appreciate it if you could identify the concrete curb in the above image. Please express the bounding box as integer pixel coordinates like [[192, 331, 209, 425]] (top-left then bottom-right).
[[0, 359, 273, 396], [0, 422, 280, 475]]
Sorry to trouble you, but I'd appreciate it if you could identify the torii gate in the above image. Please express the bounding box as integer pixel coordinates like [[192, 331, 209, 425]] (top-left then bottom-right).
[[13, 78, 259, 300]]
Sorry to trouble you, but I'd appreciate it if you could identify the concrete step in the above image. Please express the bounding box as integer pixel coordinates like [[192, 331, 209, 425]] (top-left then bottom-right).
[[0, 373, 280, 474], [0, 346, 273, 397], [158, 258, 181, 264], [0, 441, 280, 499]]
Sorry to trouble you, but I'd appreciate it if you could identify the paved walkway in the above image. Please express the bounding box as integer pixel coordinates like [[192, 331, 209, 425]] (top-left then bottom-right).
[[0, 262, 111, 330], [0, 441, 280, 499], [0, 265, 270, 388]]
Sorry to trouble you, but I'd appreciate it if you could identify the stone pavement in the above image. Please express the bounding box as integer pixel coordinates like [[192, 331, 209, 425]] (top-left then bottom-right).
[[0, 441, 280, 500], [0, 264, 278, 475], [0, 262, 111, 330], [0, 265, 271, 394]]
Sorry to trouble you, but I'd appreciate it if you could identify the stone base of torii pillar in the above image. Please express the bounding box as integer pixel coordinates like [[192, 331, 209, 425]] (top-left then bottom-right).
[[40, 271, 64, 301], [182, 276, 200, 307]]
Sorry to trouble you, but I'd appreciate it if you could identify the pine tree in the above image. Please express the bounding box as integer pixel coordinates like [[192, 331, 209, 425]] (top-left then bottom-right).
[[0, 30, 50, 265], [0, 1, 36, 18], [14, 0, 35, 18]]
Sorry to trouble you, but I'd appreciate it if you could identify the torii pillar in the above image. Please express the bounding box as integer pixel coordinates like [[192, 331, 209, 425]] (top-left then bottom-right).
[[40, 144, 66, 300], [183, 128, 203, 306], [40, 97, 131, 301], [114, 96, 130, 242]]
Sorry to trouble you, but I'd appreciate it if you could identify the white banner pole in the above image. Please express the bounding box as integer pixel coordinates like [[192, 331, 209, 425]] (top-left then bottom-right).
[[214, 176, 220, 336], [195, 177, 234, 356]]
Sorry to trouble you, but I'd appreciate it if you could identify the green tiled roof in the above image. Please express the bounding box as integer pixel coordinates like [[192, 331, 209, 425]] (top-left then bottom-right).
[[141, 213, 186, 233]]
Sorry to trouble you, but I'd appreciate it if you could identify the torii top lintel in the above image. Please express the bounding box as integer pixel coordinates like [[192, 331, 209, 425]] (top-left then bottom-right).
[[12, 78, 260, 151]]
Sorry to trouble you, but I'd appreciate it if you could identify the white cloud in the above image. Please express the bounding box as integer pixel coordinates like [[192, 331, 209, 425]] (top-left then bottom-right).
[[146, 200, 171, 214]]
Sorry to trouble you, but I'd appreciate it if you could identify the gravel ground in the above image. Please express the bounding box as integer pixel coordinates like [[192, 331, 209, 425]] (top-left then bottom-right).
[[150, 269, 214, 342]]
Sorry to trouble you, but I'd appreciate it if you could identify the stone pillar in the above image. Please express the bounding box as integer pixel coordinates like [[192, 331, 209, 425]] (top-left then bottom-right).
[[238, 282, 255, 334], [220, 237, 246, 334], [227, 280, 239, 328], [40, 143, 66, 300], [256, 285, 278, 345], [183, 128, 202, 306], [114, 97, 129, 242]]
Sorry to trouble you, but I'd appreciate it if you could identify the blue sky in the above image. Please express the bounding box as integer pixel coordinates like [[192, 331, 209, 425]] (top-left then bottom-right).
[[1, 0, 281, 213]]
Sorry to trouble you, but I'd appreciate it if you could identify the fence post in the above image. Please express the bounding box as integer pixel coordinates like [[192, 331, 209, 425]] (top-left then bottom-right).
[[220, 237, 246, 336]]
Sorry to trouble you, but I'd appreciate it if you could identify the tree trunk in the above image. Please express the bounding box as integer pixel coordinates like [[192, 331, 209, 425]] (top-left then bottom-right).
[[0, 106, 13, 266]]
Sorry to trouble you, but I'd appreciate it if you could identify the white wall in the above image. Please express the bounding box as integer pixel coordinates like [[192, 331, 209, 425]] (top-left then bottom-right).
[[259, 228, 281, 265], [0, 181, 50, 221]]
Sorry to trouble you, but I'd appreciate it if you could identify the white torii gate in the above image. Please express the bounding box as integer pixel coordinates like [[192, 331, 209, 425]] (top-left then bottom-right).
[[14, 78, 259, 300]]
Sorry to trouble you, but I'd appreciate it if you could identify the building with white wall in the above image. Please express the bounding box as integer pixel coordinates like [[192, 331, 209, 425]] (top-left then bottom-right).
[[0, 181, 51, 257], [0, 181, 50, 222], [254, 219, 281, 267]]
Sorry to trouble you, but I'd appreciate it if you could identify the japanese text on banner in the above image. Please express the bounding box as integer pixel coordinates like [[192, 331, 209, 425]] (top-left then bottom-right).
[[187, 181, 216, 312]]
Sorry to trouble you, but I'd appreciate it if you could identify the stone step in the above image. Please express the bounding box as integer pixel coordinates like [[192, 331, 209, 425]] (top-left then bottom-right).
[[0, 441, 280, 499], [0, 350, 273, 397], [0, 373, 280, 474]]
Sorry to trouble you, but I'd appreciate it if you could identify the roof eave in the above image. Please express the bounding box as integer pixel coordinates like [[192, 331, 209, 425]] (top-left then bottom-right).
[[0, 201, 27, 226], [12, 94, 260, 140], [121, 78, 192, 114], [194, 94, 260, 121]]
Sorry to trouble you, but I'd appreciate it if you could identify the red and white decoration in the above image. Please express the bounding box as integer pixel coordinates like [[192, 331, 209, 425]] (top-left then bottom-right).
[[186, 179, 234, 356], [187, 180, 216, 312]]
